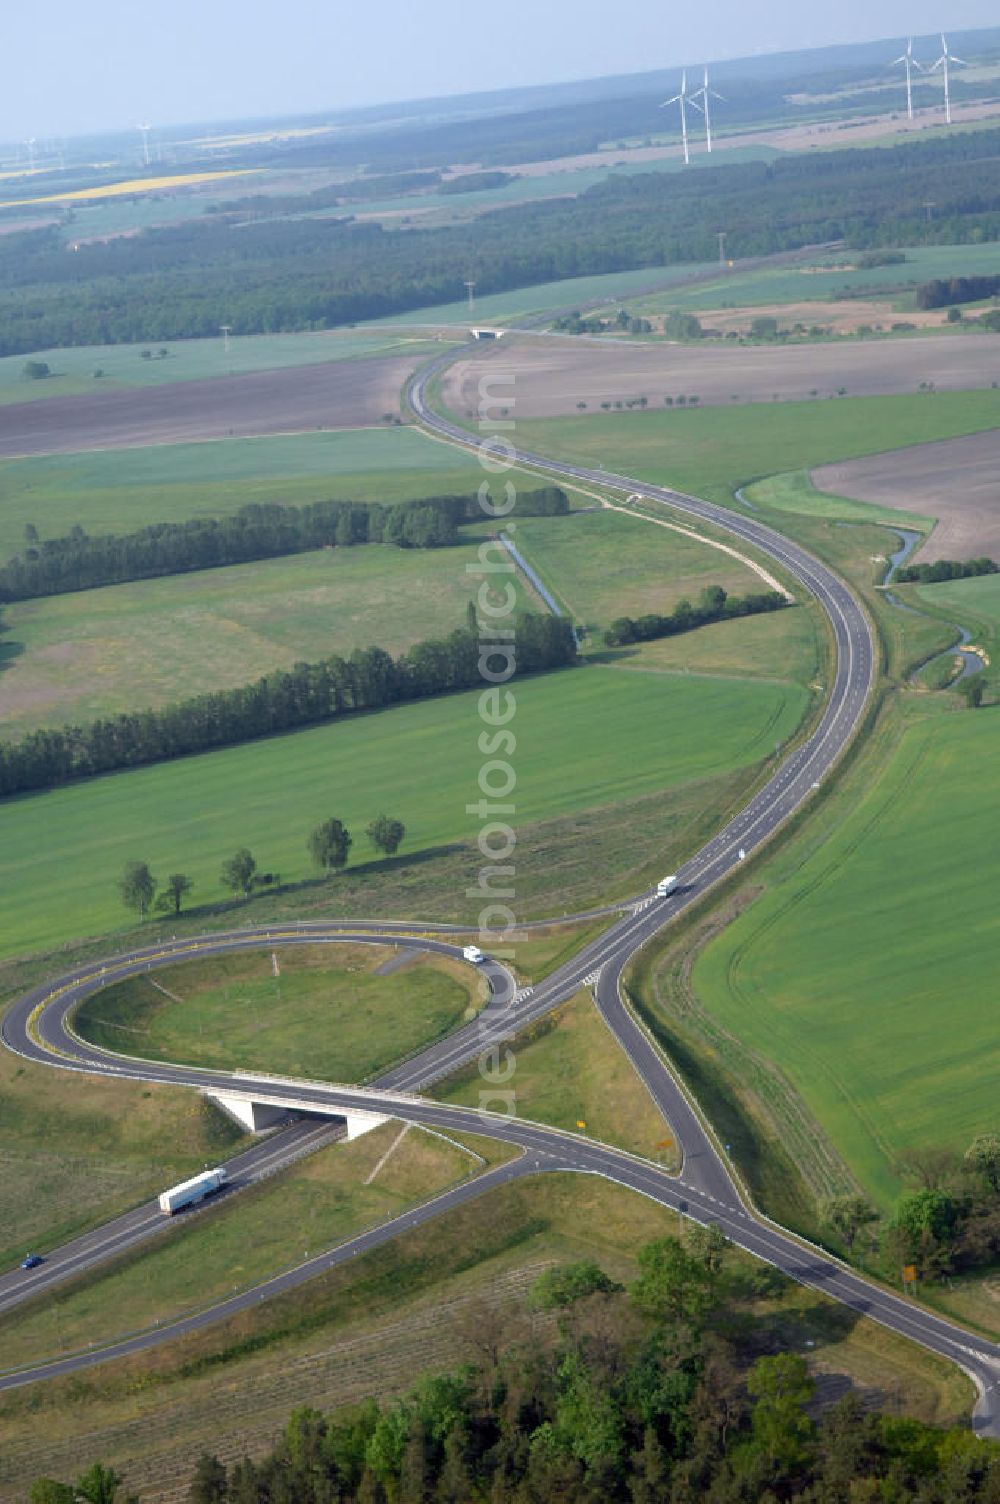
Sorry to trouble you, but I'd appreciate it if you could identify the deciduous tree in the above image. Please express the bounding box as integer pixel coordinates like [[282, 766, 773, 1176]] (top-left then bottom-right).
[[156, 873, 193, 916], [220, 848, 257, 897], [117, 860, 155, 921], [366, 815, 405, 858], [309, 819, 352, 873]]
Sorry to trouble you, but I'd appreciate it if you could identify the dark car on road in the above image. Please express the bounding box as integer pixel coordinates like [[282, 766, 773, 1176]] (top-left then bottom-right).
[[20, 1253, 43, 1270]]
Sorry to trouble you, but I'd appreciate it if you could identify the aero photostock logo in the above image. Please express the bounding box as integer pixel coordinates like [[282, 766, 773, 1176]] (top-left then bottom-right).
[[467, 371, 520, 1123]]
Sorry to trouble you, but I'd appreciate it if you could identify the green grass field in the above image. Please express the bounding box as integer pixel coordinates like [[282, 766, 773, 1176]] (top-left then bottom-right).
[[0, 332, 441, 407], [690, 706, 1000, 1206], [624, 604, 823, 686], [77, 944, 477, 1083], [505, 508, 767, 631], [0, 542, 530, 736], [621, 242, 1000, 316], [0, 426, 520, 558], [363, 263, 719, 328], [0, 664, 808, 960], [518, 391, 1000, 504]]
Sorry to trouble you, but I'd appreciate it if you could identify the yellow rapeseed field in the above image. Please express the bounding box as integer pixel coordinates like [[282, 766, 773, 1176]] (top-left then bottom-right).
[[0, 168, 256, 209]]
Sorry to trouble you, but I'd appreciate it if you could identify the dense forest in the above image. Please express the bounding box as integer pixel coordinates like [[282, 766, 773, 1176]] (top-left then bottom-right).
[[31, 1234, 1000, 1503], [0, 488, 568, 602], [5, 131, 1000, 353], [0, 612, 577, 797], [604, 586, 789, 646]]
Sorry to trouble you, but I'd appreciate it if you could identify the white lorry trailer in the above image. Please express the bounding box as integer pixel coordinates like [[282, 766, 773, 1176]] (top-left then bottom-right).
[[657, 875, 679, 897], [159, 1167, 227, 1215]]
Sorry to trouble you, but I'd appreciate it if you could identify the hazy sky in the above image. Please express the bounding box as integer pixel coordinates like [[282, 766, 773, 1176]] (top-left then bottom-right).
[[7, 0, 1000, 141]]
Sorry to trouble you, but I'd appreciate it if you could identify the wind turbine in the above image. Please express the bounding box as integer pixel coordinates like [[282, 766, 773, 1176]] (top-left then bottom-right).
[[929, 34, 967, 125], [690, 67, 725, 153], [662, 70, 691, 165], [136, 123, 151, 167], [891, 38, 922, 121]]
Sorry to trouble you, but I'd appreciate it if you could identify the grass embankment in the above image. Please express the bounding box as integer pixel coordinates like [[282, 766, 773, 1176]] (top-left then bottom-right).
[[0, 1052, 247, 1269], [435, 987, 679, 1166], [0, 664, 810, 960], [0, 426, 535, 557], [0, 332, 441, 408], [0, 1173, 972, 1498], [0, 1122, 478, 1375], [0, 541, 531, 736], [76, 945, 478, 1084]]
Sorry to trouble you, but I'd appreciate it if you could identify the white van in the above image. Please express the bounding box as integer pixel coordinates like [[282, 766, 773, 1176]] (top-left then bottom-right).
[[463, 944, 485, 964], [657, 875, 679, 897]]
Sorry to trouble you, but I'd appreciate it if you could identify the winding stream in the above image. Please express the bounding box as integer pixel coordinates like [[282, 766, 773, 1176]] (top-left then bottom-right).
[[884, 529, 983, 681]]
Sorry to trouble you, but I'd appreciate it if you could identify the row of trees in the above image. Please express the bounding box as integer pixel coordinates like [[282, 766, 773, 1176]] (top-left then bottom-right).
[[34, 1229, 1000, 1502], [604, 585, 788, 647], [894, 555, 997, 585], [117, 818, 407, 918], [0, 488, 567, 603], [0, 613, 578, 799]]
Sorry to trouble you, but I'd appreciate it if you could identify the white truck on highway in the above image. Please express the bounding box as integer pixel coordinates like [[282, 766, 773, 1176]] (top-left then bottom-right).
[[463, 945, 485, 964], [657, 875, 679, 897], [159, 1168, 227, 1216]]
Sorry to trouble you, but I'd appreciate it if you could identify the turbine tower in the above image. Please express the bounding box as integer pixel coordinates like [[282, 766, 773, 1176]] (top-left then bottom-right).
[[662, 70, 691, 166], [690, 67, 725, 153], [930, 34, 967, 125], [136, 123, 151, 167], [891, 38, 922, 121]]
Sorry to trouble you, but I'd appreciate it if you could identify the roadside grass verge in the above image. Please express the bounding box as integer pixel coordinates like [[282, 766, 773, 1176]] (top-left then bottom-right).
[[75, 945, 478, 1085], [504, 918, 616, 983], [0, 664, 810, 960], [0, 1123, 475, 1374], [434, 987, 679, 1165], [0, 1055, 247, 1270]]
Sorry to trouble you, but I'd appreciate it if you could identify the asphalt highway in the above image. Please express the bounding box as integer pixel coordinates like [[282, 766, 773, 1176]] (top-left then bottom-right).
[[2, 346, 998, 1434]]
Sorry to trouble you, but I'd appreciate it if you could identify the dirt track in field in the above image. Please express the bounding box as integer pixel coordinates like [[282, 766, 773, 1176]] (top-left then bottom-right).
[[813, 430, 1000, 562], [0, 354, 419, 457], [442, 333, 1000, 415]]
